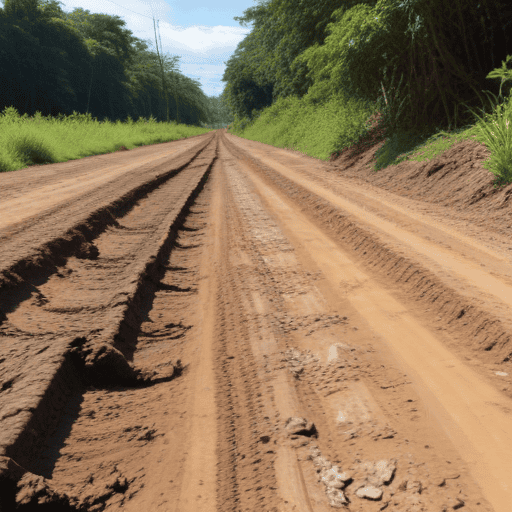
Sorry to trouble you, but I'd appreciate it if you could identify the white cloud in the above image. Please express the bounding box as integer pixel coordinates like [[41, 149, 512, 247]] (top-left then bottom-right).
[[134, 21, 249, 55]]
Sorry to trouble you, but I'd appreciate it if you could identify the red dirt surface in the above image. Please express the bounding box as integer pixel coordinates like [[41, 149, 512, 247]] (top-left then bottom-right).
[[1, 128, 511, 512]]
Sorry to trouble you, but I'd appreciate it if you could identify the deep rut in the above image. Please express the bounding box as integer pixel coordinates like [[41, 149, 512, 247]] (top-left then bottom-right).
[[0, 135, 216, 509]]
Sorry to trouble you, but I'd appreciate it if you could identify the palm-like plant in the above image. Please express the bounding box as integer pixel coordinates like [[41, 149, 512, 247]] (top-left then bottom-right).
[[459, 55, 512, 188]]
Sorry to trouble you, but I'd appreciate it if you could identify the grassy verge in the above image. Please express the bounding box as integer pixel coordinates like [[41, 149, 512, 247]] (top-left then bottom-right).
[[0, 107, 215, 173], [228, 86, 512, 190]]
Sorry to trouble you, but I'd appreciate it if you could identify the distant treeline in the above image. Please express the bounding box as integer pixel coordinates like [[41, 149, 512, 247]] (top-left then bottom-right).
[[222, 0, 512, 135], [0, 0, 234, 127]]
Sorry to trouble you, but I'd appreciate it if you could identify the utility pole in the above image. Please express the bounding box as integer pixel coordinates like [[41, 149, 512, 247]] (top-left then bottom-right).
[[157, 19, 171, 123], [86, 55, 94, 115], [153, 17, 169, 123], [175, 74, 179, 124]]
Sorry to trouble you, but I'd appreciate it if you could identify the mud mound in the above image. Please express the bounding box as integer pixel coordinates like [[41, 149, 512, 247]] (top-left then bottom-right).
[[329, 136, 512, 237]]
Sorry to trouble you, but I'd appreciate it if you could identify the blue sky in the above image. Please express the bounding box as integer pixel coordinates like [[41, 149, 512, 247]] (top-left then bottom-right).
[[2, 0, 256, 98]]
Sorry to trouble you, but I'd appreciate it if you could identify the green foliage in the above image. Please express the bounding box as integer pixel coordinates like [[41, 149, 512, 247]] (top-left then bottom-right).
[[231, 115, 252, 133], [457, 55, 512, 187], [230, 53, 512, 187], [201, 92, 234, 129], [5, 132, 56, 166], [226, 0, 512, 144], [0, 0, 212, 127], [232, 91, 377, 161], [294, 3, 377, 103], [330, 0, 512, 134], [2, 0, 40, 21], [223, 0, 378, 123], [294, 0, 424, 134], [63, 8, 135, 67], [0, 106, 211, 173], [0, 106, 31, 124], [221, 30, 274, 120], [373, 130, 431, 170]]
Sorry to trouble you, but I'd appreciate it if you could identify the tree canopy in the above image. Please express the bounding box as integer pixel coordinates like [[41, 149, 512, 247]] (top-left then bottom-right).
[[223, 0, 512, 135], [223, 0, 378, 120], [0, 0, 221, 126]]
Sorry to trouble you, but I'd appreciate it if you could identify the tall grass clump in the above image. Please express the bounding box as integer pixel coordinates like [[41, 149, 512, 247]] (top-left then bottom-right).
[[388, 55, 512, 188], [346, 56, 512, 187], [0, 107, 211, 173], [457, 55, 512, 188]]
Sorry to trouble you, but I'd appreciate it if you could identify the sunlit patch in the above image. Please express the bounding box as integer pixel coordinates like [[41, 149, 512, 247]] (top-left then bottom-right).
[[327, 344, 339, 363], [337, 410, 348, 423]]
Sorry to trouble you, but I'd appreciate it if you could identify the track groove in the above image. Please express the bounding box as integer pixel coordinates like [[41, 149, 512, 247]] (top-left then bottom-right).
[[222, 132, 512, 365], [0, 138, 216, 492], [0, 134, 214, 309]]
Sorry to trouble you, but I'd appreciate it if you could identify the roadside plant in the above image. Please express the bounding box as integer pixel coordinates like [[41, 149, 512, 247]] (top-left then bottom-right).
[[459, 55, 512, 188], [146, 114, 158, 125], [0, 107, 210, 173], [376, 65, 413, 139], [1, 106, 29, 125], [64, 111, 96, 125], [5, 132, 55, 166]]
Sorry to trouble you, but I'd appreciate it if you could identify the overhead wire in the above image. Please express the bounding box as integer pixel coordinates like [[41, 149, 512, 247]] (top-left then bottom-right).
[[97, 0, 171, 25]]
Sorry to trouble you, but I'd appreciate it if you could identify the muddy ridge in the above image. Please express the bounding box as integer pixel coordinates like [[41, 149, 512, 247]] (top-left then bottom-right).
[[0, 137, 216, 507], [223, 133, 512, 365]]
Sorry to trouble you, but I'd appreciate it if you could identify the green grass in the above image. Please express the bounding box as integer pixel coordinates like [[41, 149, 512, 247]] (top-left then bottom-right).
[[0, 107, 215, 173], [228, 87, 512, 190]]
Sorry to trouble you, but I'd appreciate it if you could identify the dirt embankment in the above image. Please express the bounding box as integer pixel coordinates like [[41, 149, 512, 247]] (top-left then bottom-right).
[[1, 129, 512, 511]]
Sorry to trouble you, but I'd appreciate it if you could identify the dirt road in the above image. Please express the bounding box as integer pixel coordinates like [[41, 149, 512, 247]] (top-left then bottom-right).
[[1, 129, 512, 511]]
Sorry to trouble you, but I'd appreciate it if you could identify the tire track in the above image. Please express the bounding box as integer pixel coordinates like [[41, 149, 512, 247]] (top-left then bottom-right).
[[212, 164, 279, 512], [0, 137, 217, 508], [173, 152, 221, 512], [0, 133, 215, 311], [222, 131, 512, 371], [221, 131, 509, 511]]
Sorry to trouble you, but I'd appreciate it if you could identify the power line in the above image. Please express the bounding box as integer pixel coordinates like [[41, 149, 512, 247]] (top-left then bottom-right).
[[99, 0, 160, 21], [75, 0, 173, 26], [0, 0, 167, 23]]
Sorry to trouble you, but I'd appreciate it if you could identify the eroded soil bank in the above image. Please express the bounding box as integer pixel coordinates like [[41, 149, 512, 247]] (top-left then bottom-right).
[[1, 129, 511, 511]]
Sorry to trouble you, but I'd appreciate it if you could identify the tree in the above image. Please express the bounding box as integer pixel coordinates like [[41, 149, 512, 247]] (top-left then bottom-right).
[[223, 0, 380, 120], [0, 0, 92, 116], [293, 0, 512, 135], [222, 0, 512, 135], [202, 93, 234, 128], [0, 0, 212, 126]]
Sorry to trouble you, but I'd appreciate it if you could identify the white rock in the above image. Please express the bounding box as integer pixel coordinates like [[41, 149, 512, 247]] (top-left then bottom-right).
[[338, 472, 351, 482], [309, 446, 321, 457], [374, 459, 396, 485], [313, 456, 331, 468], [320, 467, 351, 490], [496, 371, 508, 376], [321, 470, 336, 483], [357, 459, 396, 486], [406, 480, 422, 494], [284, 417, 315, 436], [326, 487, 348, 507], [326, 466, 351, 482], [356, 485, 383, 500], [327, 479, 345, 490]]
